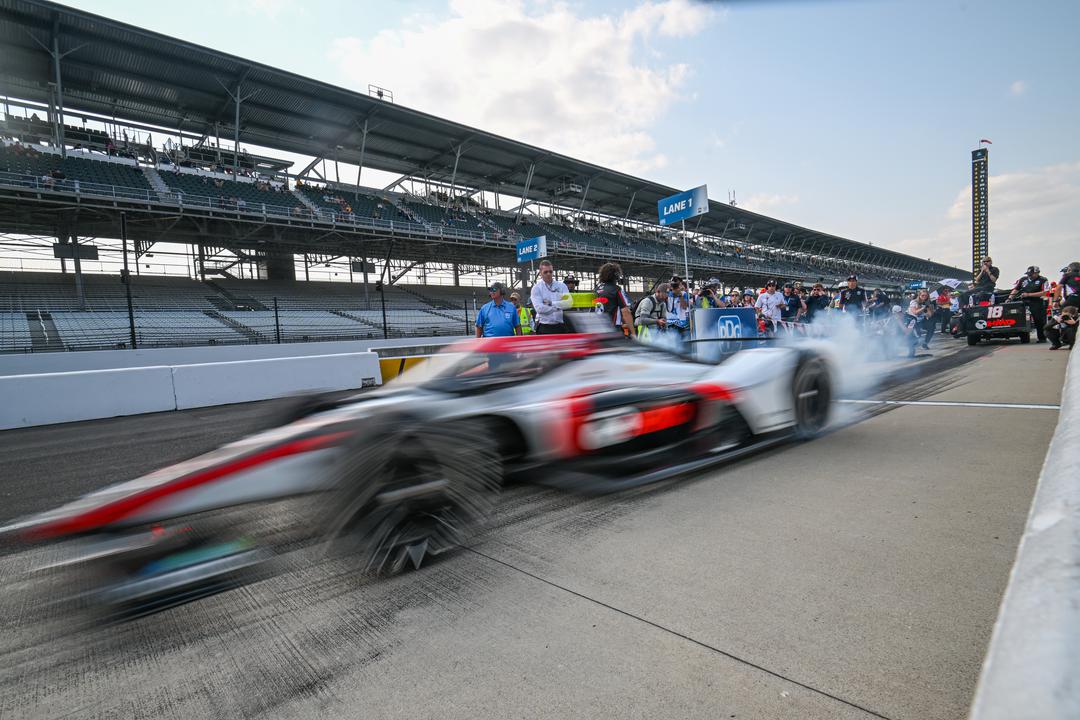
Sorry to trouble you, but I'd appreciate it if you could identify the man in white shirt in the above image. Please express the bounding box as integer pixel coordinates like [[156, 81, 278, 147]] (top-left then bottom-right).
[[754, 279, 786, 332], [530, 259, 573, 334]]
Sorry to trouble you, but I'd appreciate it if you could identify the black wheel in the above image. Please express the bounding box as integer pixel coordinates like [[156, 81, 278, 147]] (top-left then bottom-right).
[[967, 334, 980, 346], [792, 356, 832, 440], [1019, 332, 1031, 344], [322, 418, 501, 575]]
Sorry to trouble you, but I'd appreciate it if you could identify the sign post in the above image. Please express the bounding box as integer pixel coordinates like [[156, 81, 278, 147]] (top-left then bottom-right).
[[657, 185, 708, 281]]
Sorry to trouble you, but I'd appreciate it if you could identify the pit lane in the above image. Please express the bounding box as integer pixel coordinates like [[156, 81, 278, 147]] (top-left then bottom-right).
[[0, 340, 1068, 720]]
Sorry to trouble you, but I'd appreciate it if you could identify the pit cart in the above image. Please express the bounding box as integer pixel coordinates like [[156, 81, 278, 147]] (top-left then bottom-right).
[[955, 300, 1032, 346]]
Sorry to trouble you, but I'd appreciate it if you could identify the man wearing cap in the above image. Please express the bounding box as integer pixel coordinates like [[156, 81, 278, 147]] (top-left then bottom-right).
[[509, 292, 533, 335], [1008, 265, 1050, 342], [475, 282, 522, 338], [838, 275, 868, 314], [780, 282, 806, 323], [530, 259, 572, 334], [974, 256, 1000, 301], [805, 283, 830, 321], [754, 280, 786, 332]]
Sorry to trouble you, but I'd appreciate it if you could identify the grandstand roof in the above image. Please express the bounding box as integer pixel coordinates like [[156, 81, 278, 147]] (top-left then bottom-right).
[[0, 0, 965, 276]]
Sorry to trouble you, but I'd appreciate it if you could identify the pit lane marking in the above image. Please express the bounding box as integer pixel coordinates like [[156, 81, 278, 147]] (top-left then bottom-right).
[[839, 399, 1060, 410]]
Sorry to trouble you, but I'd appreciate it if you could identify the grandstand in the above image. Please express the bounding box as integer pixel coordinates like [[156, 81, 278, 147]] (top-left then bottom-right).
[[0, 0, 968, 354]]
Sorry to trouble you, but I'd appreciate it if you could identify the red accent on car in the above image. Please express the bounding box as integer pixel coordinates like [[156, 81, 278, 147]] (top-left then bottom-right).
[[690, 383, 737, 403], [636, 402, 696, 435], [28, 431, 352, 539]]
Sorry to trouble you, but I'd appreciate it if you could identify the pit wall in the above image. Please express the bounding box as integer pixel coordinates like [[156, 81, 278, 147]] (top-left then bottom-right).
[[969, 346, 1080, 719], [0, 351, 381, 430]]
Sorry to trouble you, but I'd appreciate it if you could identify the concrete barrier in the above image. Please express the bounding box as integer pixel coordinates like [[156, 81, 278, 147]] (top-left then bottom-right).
[[0, 351, 381, 430], [0, 366, 177, 430], [969, 347, 1080, 719], [171, 352, 380, 410], [0, 337, 452, 377]]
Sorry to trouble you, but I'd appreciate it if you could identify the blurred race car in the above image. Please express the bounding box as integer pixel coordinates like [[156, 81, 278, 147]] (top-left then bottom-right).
[[2, 332, 837, 613]]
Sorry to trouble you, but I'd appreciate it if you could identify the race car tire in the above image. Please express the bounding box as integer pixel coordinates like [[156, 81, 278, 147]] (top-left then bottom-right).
[[321, 418, 501, 575], [1019, 333, 1031, 344], [792, 355, 832, 440], [967, 334, 980, 346]]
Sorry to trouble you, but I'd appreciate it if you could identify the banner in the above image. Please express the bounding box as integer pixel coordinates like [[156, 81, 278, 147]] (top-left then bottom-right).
[[690, 307, 758, 362], [515, 235, 547, 263], [657, 185, 708, 226]]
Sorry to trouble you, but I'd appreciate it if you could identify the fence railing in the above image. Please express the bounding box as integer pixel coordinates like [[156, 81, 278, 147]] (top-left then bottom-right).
[[0, 169, 906, 283], [0, 297, 475, 354]]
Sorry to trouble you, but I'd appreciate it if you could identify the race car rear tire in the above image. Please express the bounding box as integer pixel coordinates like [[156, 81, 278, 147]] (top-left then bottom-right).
[[322, 418, 501, 575], [792, 356, 831, 440], [1019, 332, 1031, 344], [967, 334, 980, 346]]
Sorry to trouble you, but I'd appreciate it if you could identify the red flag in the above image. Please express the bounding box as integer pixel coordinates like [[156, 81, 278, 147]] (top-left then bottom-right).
[[979, 138, 993, 145]]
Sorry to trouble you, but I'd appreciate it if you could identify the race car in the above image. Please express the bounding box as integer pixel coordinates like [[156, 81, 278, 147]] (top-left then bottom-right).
[[1, 331, 839, 614], [953, 299, 1032, 346]]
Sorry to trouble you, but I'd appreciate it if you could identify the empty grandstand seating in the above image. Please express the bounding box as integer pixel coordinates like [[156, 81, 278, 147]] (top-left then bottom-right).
[[159, 169, 303, 215], [48, 311, 246, 350], [0, 312, 32, 352], [0, 142, 151, 196]]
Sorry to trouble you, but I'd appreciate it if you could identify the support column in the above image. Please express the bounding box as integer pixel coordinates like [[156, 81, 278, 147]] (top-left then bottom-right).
[[70, 233, 85, 310], [515, 162, 536, 223]]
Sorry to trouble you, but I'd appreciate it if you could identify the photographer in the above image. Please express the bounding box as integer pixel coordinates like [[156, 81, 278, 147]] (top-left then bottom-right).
[[1047, 305, 1077, 350], [973, 256, 999, 303], [635, 283, 669, 339], [907, 288, 936, 350]]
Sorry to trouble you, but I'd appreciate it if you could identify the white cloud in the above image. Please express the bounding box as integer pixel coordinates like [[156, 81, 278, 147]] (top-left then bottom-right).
[[328, 0, 717, 175], [1009, 80, 1027, 96], [742, 193, 800, 214], [894, 161, 1080, 279]]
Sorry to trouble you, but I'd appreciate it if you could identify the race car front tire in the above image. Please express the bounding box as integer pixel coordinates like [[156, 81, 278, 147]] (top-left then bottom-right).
[[321, 418, 501, 575], [792, 355, 832, 440], [1019, 333, 1031, 344], [967, 334, 980, 346]]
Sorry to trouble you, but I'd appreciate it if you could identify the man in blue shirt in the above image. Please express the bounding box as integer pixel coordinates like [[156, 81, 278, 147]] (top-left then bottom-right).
[[475, 282, 522, 338]]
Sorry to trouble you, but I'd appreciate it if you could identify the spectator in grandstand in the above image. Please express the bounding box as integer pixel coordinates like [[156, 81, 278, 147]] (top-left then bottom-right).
[[635, 283, 669, 338], [475, 282, 522, 338], [1047, 306, 1078, 350], [509, 292, 533, 334], [530, 259, 572, 335], [908, 288, 936, 350], [805, 283, 831, 321], [755, 280, 786, 332], [780, 282, 806, 322], [595, 262, 633, 337]]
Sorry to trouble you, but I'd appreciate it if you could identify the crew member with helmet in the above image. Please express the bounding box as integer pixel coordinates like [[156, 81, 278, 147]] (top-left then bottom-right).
[[1056, 262, 1080, 310], [594, 262, 633, 337], [838, 274, 868, 314], [1009, 265, 1050, 343]]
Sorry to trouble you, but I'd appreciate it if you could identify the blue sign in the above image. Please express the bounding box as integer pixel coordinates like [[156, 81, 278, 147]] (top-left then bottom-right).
[[515, 235, 547, 263], [690, 307, 758, 362], [657, 185, 708, 226]]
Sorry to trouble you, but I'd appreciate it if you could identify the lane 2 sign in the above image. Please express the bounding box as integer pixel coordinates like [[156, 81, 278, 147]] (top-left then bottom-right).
[[515, 235, 547, 263], [657, 185, 708, 226]]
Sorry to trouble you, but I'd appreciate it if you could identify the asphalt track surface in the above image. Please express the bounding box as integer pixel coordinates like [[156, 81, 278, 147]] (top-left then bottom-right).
[[0, 339, 1068, 720]]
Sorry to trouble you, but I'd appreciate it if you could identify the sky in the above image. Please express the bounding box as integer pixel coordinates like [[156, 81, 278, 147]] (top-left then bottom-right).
[[57, 0, 1080, 282]]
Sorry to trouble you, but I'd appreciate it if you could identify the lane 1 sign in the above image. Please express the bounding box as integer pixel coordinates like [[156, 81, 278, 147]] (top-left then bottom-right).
[[515, 235, 547, 263], [657, 185, 708, 226]]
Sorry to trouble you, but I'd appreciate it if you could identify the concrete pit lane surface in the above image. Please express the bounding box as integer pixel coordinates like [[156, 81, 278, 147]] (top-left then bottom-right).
[[0, 341, 1068, 720]]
